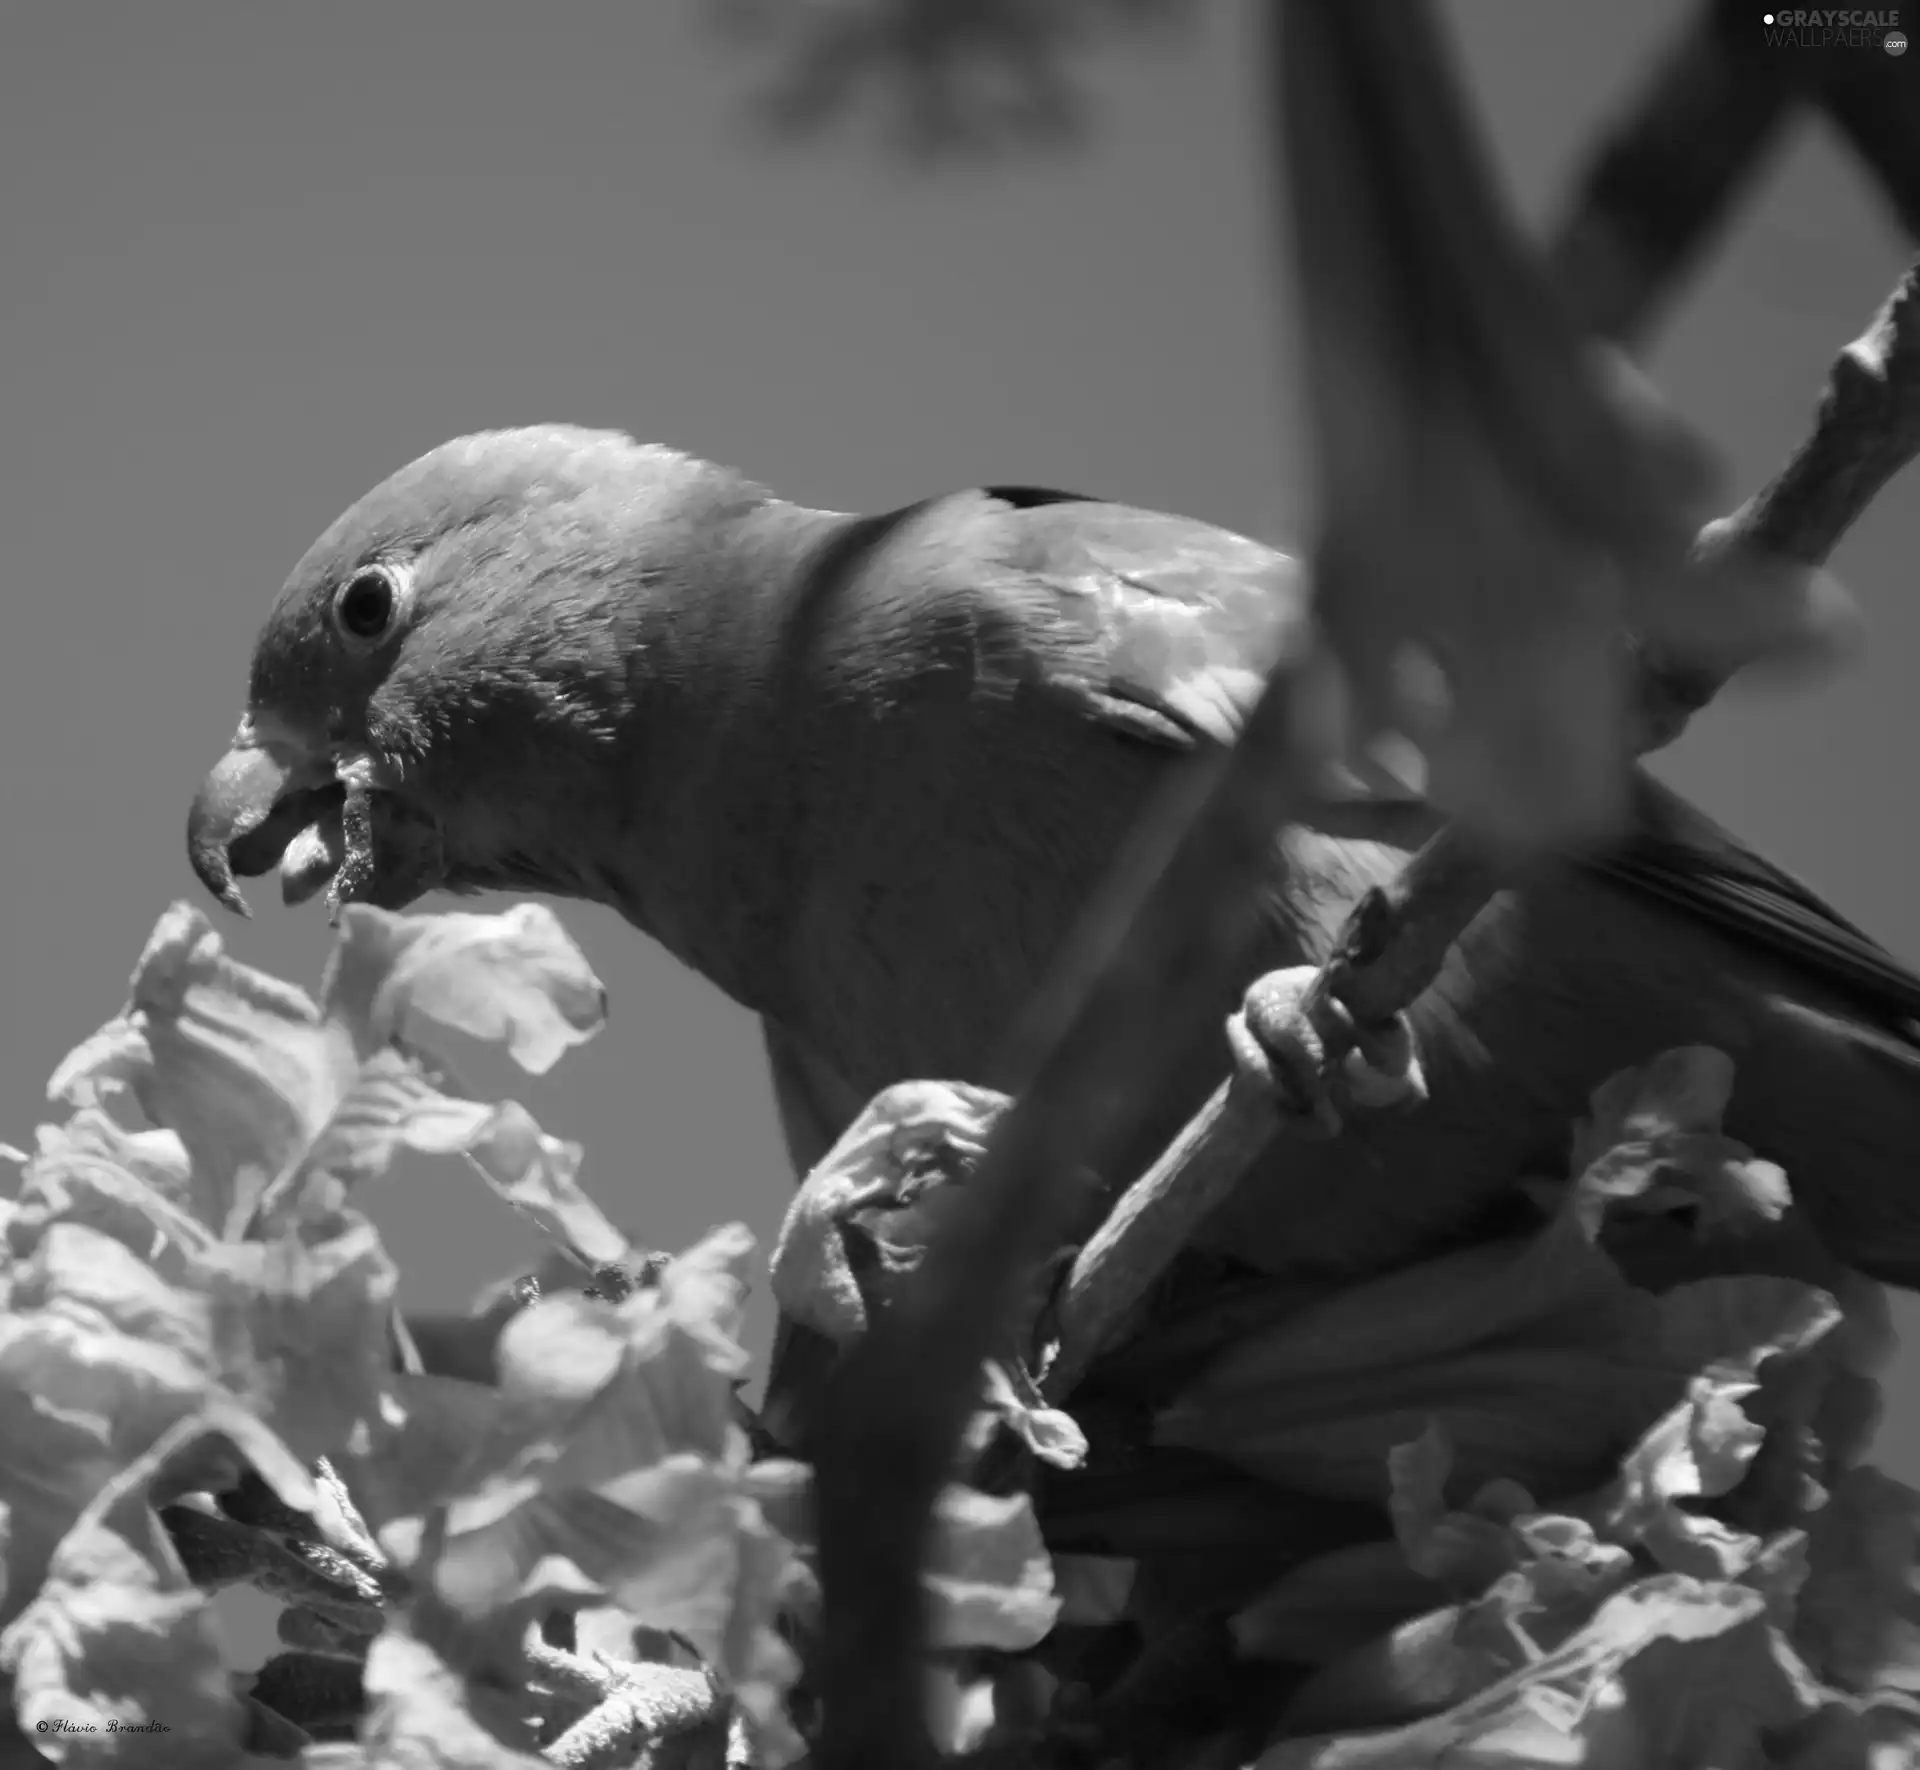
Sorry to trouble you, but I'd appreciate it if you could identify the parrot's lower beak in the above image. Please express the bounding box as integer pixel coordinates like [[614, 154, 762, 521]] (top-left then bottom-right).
[[185, 721, 341, 917]]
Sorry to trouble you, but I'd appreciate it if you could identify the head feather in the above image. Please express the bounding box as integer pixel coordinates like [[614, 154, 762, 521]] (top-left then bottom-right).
[[237, 425, 778, 907]]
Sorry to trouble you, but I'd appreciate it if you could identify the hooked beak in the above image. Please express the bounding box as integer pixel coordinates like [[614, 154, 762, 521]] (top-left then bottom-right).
[[188, 715, 449, 920], [185, 718, 343, 917]]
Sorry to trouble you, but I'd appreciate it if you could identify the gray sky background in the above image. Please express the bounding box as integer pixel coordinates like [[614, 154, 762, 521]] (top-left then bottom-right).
[[4, 0, 1917, 1590]]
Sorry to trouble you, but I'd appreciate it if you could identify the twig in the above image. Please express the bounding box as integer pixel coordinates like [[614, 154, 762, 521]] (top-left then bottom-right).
[[1047, 256, 1920, 1400], [1726, 258, 1920, 563], [534, 1645, 723, 1770], [279, 1603, 377, 1661], [523, 1635, 623, 1706], [248, 1650, 366, 1742], [160, 1486, 393, 1634]]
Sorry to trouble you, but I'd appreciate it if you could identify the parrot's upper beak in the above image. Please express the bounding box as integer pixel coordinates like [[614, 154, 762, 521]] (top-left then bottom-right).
[[188, 714, 451, 921], [186, 717, 344, 917]]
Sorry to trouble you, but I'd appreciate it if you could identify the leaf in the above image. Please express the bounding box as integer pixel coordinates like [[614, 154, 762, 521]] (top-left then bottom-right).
[[766, 1079, 1080, 1485], [977, 1359, 1087, 1472], [1257, 1575, 1818, 1768], [279, 1051, 502, 1199], [0, 1146, 319, 1631], [1563, 1048, 1791, 1238], [0, 1313, 242, 1633], [358, 1374, 504, 1527], [403, 1456, 802, 1767], [1793, 1465, 1920, 1698], [45, 905, 352, 1239], [1158, 1233, 1610, 1407], [7, 1223, 217, 1372], [1267, 1437, 1641, 1734], [0, 1412, 266, 1766], [1160, 1053, 1847, 1508], [713, 1457, 1063, 1651], [266, 1051, 625, 1275], [1602, 1280, 1841, 1580], [348, 1618, 550, 1768], [1770, 1696, 1920, 1770], [1254, 1286, 1903, 1760], [471, 1224, 752, 1491], [923, 1486, 1060, 1652], [1052, 1555, 1135, 1628], [1232, 1541, 1451, 1670], [10, 1113, 207, 1266], [769, 1080, 1012, 1344], [5, 903, 813, 1760], [198, 1211, 402, 1470], [318, 903, 606, 1076], [35, 904, 609, 1245], [455, 1106, 628, 1275], [373, 1229, 804, 1767], [1386, 1427, 1559, 1598], [1573, 1047, 1736, 1157], [12, 902, 625, 1518]]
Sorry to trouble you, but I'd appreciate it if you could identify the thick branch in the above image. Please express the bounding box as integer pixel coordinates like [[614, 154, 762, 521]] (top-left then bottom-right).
[[1736, 260, 1920, 562], [538, 1650, 722, 1770], [1636, 255, 1920, 736]]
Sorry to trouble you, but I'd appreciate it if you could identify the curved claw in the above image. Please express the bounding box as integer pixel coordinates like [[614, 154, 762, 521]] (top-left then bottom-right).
[[1228, 965, 1428, 1136], [1228, 966, 1347, 1139], [1342, 1011, 1428, 1111]]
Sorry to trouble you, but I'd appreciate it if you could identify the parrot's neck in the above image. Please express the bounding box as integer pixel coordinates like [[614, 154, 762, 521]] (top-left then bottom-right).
[[594, 495, 870, 1021]]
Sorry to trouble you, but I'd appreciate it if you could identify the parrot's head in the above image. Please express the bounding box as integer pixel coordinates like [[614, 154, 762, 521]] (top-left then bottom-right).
[[186, 425, 766, 922]]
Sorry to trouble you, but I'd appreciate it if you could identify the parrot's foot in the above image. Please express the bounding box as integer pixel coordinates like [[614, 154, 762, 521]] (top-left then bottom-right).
[[1226, 965, 1427, 1138]]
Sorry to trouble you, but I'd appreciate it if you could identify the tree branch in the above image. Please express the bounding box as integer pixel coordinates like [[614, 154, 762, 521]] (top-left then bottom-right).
[[1733, 259, 1920, 562]]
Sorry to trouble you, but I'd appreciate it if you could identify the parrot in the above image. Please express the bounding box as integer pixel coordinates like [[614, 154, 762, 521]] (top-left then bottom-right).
[[185, 425, 1920, 1296], [183, 425, 1920, 1740]]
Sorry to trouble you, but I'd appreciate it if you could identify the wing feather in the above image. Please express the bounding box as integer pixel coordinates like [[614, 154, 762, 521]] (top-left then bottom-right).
[[969, 486, 1920, 1042], [1593, 778, 1920, 1034]]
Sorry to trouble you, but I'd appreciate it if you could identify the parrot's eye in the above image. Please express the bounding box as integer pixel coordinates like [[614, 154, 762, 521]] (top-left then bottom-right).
[[332, 565, 400, 644]]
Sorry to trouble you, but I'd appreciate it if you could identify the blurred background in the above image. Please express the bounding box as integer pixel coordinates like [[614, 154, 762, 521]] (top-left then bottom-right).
[[2, 0, 1915, 1653]]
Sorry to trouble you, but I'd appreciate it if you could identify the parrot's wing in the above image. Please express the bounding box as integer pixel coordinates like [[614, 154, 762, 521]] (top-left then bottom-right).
[[980, 487, 1420, 802], [975, 491, 1920, 1036], [1591, 776, 1920, 1037], [989, 490, 1314, 748]]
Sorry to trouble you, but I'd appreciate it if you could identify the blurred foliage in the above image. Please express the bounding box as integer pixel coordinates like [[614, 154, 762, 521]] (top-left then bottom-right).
[[711, 0, 1195, 157]]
